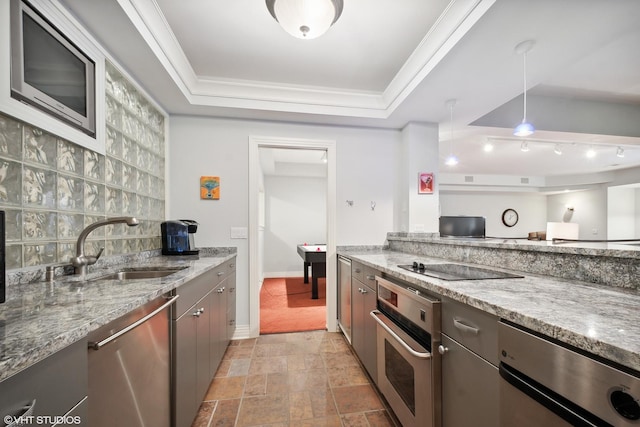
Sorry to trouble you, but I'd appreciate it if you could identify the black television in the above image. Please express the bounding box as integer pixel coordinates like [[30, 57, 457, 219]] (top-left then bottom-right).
[[439, 216, 486, 238], [10, 0, 96, 137]]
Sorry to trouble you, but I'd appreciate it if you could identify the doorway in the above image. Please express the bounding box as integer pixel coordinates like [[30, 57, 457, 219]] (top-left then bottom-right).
[[248, 136, 337, 338]]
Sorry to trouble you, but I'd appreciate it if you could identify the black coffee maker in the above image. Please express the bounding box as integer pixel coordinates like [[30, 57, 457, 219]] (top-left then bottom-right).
[[161, 219, 199, 255]]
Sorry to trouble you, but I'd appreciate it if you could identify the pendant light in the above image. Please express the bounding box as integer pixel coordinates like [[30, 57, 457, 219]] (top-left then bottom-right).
[[266, 0, 344, 39], [513, 40, 536, 137], [444, 99, 459, 166]]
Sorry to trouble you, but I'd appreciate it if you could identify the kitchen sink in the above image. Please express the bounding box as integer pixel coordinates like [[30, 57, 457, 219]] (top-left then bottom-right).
[[94, 266, 187, 281]]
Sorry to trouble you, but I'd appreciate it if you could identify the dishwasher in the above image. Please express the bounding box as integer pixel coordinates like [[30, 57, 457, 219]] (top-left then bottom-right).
[[87, 293, 178, 427], [499, 320, 640, 426]]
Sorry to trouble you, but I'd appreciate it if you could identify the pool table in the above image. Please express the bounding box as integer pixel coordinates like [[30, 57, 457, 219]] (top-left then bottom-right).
[[297, 244, 326, 299]]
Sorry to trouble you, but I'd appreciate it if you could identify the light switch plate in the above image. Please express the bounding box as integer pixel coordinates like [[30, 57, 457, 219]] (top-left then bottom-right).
[[230, 227, 248, 239]]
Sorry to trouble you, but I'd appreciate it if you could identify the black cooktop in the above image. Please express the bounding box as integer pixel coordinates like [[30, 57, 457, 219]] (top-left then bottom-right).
[[398, 262, 524, 281]]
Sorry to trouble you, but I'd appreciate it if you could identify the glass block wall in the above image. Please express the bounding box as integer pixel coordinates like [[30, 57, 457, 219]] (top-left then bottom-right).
[[0, 61, 165, 270]]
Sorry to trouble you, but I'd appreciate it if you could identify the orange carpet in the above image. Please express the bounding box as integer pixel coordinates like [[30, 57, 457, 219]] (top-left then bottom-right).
[[260, 276, 326, 334]]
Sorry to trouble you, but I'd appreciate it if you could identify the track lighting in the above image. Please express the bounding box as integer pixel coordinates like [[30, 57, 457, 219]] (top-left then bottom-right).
[[483, 140, 494, 152]]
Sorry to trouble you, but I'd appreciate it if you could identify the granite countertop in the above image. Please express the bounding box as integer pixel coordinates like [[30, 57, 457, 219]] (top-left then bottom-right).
[[339, 248, 640, 373], [386, 233, 640, 259], [0, 250, 236, 383]]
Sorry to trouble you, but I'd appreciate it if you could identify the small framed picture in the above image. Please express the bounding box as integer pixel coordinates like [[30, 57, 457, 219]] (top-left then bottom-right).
[[200, 176, 220, 199], [418, 172, 434, 194]]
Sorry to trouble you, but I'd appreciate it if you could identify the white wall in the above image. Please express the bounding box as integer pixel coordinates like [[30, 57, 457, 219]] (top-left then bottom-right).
[[263, 175, 326, 276], [608, 186, 638, 239], [547, 186, 608, 239], [168, 116, 400, 331], [439, 192, 548, 237]]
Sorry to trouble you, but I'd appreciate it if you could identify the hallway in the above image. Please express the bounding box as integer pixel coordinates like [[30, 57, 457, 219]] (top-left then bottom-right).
[[191, 331, 396, 426]]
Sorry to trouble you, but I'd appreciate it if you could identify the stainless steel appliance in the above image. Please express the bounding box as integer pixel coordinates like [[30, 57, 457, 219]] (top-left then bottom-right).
[[499, 320, 640, 426], [371, 275, 441, 427], [1, 210, 5, 303], [88, 293, 178, 427], [399, 262, 523, 281], [337, 255, 352, 343]]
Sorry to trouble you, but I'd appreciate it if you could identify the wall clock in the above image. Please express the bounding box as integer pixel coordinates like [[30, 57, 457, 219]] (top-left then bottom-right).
[[502, 208, 519, 227]]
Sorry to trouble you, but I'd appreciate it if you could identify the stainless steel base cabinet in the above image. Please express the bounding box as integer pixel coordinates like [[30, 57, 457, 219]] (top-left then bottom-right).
[[172, 259, 236, 427], [337, 256, 352, 343], [0, 340, 88, 427], [350, 262, 379, 383], [440, 297, 499, 427]]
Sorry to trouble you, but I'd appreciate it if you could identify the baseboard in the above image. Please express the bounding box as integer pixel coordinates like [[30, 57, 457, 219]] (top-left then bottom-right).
[[263, 271, 305, 279], [231, 324, 252, 340]]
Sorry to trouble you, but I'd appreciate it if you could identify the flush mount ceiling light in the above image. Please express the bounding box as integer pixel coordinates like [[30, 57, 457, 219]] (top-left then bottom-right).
[[266, 0, 344, 39], [513, 40, 536, 137], [444, 99, 459, 166]]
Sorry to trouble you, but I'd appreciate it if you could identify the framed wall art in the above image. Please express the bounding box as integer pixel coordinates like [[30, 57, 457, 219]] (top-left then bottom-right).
[[200, 176, 220, 199], [418, 172, 434, 194]]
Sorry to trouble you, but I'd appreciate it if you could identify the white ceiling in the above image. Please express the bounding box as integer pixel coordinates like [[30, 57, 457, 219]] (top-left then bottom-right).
[[59, 0, 640, 178]]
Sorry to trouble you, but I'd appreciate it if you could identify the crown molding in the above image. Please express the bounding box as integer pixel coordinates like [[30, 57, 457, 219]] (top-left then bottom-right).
[[118, 0, 494, 118]]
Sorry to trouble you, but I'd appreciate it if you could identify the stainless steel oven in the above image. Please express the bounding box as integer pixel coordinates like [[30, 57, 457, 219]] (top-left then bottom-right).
[[499, 320, 640, 427], [371, 275, 441, 427]]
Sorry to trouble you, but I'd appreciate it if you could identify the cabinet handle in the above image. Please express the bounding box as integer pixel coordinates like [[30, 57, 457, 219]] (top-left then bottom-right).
[[361, 287, 368, 294], [217, 272, 224, 277], [217, 287, 225, 293], [5, 399, 36, 427], [438, 345, 449, 355], [355, 268, 361, 273], [453, 319, 479, 335], [230, 263, 235, 268], [193, 307, 205, 317], [229, 287, 235, 293], [366, 275, 375, 281]]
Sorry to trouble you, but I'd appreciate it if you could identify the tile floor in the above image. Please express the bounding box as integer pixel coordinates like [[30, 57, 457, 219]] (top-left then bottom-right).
[[191, 330, 398, 427]]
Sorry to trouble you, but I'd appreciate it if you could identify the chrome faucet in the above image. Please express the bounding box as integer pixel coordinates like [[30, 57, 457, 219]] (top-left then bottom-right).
[[71, 216, 139, 276]]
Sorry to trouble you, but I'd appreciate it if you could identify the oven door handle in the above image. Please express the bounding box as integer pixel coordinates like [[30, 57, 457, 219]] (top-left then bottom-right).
[[499, 362, 604, 427], [370, 310, 432, 359]]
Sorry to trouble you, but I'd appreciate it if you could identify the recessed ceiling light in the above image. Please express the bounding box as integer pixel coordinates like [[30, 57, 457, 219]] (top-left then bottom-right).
[[483, 141, 494, 152], [616, 146, 625, 158], [520, 141, 529, 152], [586, 147, 596, 158], [553, 144, 562, 155]]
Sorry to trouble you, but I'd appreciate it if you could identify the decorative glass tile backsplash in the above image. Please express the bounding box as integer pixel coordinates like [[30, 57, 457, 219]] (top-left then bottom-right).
[[0, 61, 165, 269]]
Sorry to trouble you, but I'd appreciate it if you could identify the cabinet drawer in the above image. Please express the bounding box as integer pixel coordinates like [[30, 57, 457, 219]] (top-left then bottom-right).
[[362, 266, 379, 291], [352, 261, 364, 283], [174, 269, 216, 318], [0, 340, 88, 427], [442, 297, 498, 365]]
